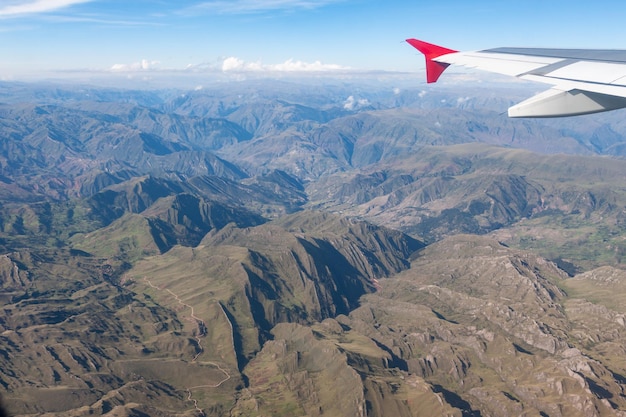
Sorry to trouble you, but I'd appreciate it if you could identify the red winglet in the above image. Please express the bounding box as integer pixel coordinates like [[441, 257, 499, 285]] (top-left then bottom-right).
[[406, 39, 457, 83]]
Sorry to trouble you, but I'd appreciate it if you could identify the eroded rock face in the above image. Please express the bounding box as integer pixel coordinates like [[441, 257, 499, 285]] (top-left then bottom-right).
[[327, 236, 626, 417]]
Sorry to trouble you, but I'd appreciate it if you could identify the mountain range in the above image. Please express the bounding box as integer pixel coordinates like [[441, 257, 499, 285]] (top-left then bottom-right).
[[1, 75, 626, 416]]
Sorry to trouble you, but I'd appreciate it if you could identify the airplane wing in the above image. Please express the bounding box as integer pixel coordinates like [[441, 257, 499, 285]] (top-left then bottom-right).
[[406, 38, 626, 118]]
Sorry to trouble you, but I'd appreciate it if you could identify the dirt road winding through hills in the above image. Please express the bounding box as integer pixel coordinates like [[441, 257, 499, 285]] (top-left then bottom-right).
[[142, 276, 232, 415]]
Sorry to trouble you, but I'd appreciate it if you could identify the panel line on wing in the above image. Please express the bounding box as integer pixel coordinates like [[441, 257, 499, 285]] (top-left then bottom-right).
[[522, 59, 578, 76]]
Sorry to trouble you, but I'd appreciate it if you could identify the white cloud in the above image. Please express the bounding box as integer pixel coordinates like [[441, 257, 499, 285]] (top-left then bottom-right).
[[343, 95, 370, 110], [110, 59, 160, 72], [0, 0, 91, 17], [185, 0, 343, 15], [221, 56, 349, 73], [221, 57, 263, 72], [343, 96, 356, 110], [221, 57, 244, 71]]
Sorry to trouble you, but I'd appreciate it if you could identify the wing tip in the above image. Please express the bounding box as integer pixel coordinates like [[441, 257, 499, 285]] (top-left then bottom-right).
[[405, 39, 457, 58], [406, 39, 457, 83]]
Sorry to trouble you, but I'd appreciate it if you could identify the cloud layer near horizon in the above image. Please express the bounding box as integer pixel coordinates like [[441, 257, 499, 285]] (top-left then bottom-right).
[[221, 57, 349, 72], [109, 56, 350, 73]]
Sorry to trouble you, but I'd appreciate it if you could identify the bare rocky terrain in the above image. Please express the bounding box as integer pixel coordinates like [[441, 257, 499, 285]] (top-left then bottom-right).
[[1, 77, 626, 416]]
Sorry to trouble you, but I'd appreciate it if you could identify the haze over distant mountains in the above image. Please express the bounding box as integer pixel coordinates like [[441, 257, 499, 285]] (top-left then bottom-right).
[[1, 75, 626, 416]]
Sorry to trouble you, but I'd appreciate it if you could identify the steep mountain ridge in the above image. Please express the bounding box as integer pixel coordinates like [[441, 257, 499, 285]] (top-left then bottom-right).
[[1, 208, 423, 416]]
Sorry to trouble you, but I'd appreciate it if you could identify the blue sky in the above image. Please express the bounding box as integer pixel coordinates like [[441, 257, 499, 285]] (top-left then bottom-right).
[[1, 0, 626, 81]]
